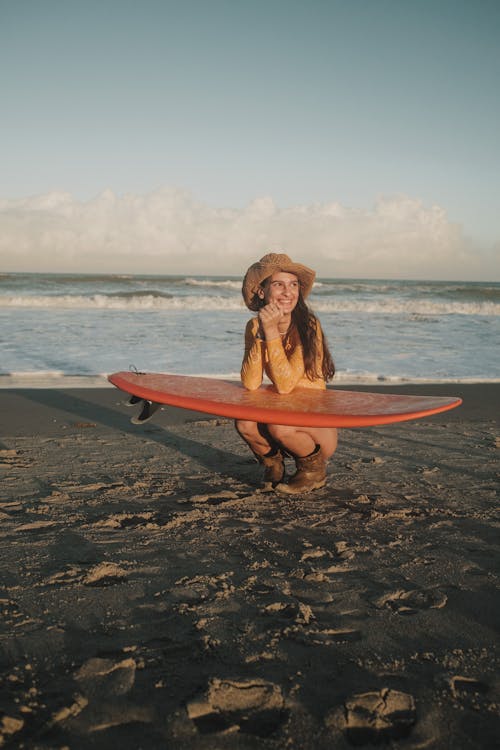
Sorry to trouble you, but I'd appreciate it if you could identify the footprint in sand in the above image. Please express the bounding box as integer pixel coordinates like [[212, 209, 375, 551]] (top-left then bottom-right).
[[326, 688, 416, 743], [449, 675, 489, 698], [375, 588, 447, 615], [186, 678, 286, 737], [47, 561, 129, 586], [286, 627, 361, 646], [83, 562, 128, 586], [48, 530, 101, 565], [93, 512, 157, 529], [54, 657, 154, 734], [184, 490, 240, 505], [262, 601, 315, 625], [74, 657, 137, 698], [0, 448, 31, 469], [16, 520, 59, 532], [46, 567, 84, 585]]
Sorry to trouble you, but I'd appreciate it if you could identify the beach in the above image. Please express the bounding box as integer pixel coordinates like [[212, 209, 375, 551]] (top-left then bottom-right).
[[1, 383, 498, 749]]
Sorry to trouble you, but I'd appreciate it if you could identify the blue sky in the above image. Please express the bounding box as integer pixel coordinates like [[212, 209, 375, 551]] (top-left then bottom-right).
[[1, 0, 499, 279]]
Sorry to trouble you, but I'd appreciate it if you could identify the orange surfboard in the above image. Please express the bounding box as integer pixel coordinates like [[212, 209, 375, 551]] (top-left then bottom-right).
[[108, 371, 462, 428]]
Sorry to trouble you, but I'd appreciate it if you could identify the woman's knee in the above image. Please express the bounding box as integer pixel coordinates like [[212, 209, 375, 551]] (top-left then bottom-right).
[[235, 419, 258, 439], [270, 425, 337, 458], [267, 423, 294, 443], [321, 428, 338, 460]]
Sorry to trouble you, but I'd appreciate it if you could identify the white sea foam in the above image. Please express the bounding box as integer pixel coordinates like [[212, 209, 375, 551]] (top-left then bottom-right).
[[0, 294, 247, 311], [1, 369, 498, 389], [332, 371, 500, 385], [1, 293, 498, 316], [184, 277, 241, 290], [313, 300, 500, 316]]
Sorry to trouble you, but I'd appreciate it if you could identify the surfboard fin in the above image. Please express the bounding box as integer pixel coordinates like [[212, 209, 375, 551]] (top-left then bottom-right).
[[130, 400, 161, 424], [124, 394, 143, 407]]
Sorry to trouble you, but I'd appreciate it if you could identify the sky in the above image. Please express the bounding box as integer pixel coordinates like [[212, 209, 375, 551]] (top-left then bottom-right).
[[0, 0, 499, 280]]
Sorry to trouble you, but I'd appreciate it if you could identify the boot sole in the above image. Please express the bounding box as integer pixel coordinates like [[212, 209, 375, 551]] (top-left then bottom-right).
[[260, 475, 286, 493], [275, 478, 326, 495], [259, 482, 276, 493]]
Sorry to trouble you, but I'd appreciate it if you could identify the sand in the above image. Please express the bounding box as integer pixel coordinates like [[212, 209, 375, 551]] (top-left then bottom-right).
[[0, 384, 498, 749]]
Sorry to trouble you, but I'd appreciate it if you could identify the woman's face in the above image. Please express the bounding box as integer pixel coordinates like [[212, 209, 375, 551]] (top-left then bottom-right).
[[260, 271, 300, 314]]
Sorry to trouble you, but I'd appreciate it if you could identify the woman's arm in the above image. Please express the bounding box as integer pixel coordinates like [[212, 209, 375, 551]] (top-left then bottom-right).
[[255, 300, 305, 394], [240, 318, 264, 390], [265, 337, 306, 394]]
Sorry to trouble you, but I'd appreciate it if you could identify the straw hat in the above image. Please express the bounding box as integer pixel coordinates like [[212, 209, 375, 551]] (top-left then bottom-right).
[[242, 253, 316, 310]]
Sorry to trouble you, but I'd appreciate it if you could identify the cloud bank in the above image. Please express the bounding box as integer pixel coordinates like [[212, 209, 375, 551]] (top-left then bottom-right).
[[0, 188, 496, 280]]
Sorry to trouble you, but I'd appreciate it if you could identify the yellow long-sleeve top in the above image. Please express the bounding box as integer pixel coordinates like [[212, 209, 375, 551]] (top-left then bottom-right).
[[241, 317, 326, 394]]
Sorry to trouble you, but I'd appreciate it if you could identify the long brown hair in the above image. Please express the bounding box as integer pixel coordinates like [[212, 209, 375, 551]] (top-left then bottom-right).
[[288, 295, 335, 381]]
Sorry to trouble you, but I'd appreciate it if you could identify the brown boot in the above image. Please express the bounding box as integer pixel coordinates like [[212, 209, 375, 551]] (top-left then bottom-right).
[[255, 449, 285, 491], [276, 446, 326, 494]]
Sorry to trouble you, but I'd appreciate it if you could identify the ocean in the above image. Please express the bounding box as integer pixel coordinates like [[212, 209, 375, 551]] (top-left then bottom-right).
[[0, 272, 499, 386]]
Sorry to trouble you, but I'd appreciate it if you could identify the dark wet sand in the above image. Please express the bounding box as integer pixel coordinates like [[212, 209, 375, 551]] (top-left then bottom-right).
[[1, 384, 498, 749]]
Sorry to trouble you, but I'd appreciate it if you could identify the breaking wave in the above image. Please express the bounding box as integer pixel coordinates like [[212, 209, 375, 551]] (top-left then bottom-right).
[[0, 293, 498, 316]]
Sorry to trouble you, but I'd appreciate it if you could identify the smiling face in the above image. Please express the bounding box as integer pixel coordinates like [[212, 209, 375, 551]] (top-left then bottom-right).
[[259, 271, 300, 315]]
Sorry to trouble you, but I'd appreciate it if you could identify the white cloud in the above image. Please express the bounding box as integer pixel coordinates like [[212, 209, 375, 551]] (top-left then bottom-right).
[[0, 188, 496, 280]]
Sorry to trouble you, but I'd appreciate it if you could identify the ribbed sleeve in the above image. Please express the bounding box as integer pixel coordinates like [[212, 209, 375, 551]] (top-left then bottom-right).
[[264, 337, 306, 394], [240, 318, 265, 390]]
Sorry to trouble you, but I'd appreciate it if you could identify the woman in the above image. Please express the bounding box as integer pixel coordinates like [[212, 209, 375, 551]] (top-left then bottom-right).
[[236, 253, 337, 494]]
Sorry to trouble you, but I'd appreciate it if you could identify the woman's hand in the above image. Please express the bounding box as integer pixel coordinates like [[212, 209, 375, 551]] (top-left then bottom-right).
[[258, 302, 284, 339]]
